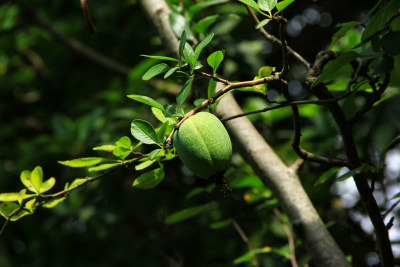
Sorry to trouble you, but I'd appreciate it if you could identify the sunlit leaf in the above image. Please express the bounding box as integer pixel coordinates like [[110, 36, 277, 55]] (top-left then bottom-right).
[[135, 160, 155, 171], [142, 63, 170, 80], [192, 33, 214, 67], [39, 177, 56, 194], [140, 54, 179, 62], [58, 157, 112, 168], [127, 95, 165, 111], [207, 50, 224, 75], [133, 162, 165, 189], [43, 197, 66, 208], [88, 163, 121, 172], [130, 119, 159, 145], [255, 18, 270, 29], [258, 0, 277, 14], [116, 136, 132, 148], [276, 0, 295, 12]]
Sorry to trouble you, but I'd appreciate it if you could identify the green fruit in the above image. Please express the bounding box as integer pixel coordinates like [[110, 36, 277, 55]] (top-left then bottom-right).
[[173, 112, 232, 179]]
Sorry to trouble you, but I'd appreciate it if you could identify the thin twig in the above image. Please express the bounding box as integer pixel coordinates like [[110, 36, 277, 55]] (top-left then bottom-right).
[[194, 70, 230, 84], [273, 208, 298, 267], [80, 0, 96, 33], [231, 218, 260, 267], [382, 199, 400, 220], [164, 73, 285, 148]]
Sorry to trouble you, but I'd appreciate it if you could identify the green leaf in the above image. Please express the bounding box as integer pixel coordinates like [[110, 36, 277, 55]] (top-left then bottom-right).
[[188, 0, 228, 19], [176, 77, 194, 107], [164, 67, 178, 79], [237, 0, 264, 14], [113, 147, 131, 160], [194, 98, 207, 106], [193, 15, 219, 34], [133, 162, 165, 189], [19, 169, 35, 194], [30, 166, 43, 194], [336, 164, 366, 182], [135, 160, 155, 171], [209, 219, 231, 229], [207, 50, 224, 74], [164, 104, 184, 117], [311, 51, 359, 88], [127, 95, 165, 111], [165, 203, 210, 224], [142, 63, 170, 80], [331, 21, 361, 47], [362, 0, 400, 41], [391, 192, 400, 200], [255, 18, 270, 29], [233, 251, 255, 264], [43, 197, 66, 208], [258, 65, 274, 77], [140, 54, 179, 62], [58, 157, 112, 168], [39, 177, 56, 194], [230, 175, 264, 189], [381, 31, 400, 55], [183, 43, 195, 69], [0, 202, 26, 221], [69, 178, 88, 189], [148, 149, 162, 161], [156, 121, 170, 143], [314, 167, 341, 186], [192, 33, 214, 67], [93, 144, 117, 152], [88, 163, 121, 172], [186, 187, 206, 199], [179, 31, 187, 64], [208, 79, 217, 98], [276, 0, 295, 12], [258, 0, 277, 14], [0, 192, 35, 202], [24, 198, 36, 212], [130, 119, 159, 145], [116, 136, 132, 148]]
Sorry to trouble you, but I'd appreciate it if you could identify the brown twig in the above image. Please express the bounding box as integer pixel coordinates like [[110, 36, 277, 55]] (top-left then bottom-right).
[[80, 0, 96, 33], [194, 70, 230, 85], [231, 218, 260, 267], [164, 73, 285, 148], [273, 208, 298, 267]]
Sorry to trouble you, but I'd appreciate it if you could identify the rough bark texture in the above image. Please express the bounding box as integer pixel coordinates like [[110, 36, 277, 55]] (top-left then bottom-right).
[[138, 0, 351, 266]]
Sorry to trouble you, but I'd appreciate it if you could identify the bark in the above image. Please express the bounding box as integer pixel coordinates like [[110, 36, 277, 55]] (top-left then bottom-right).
[[138, 0, 351, 266]]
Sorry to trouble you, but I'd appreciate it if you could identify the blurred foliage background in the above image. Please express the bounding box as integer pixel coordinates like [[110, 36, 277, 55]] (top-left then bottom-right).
[[1, 0, 399, 266]]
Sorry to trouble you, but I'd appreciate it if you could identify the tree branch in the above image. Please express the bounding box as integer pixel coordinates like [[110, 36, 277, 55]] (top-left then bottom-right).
[[305, 50, 394, 267]]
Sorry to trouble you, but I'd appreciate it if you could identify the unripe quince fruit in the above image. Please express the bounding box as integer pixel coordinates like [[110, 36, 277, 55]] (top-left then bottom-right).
[[173, 112, 232, 179]]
